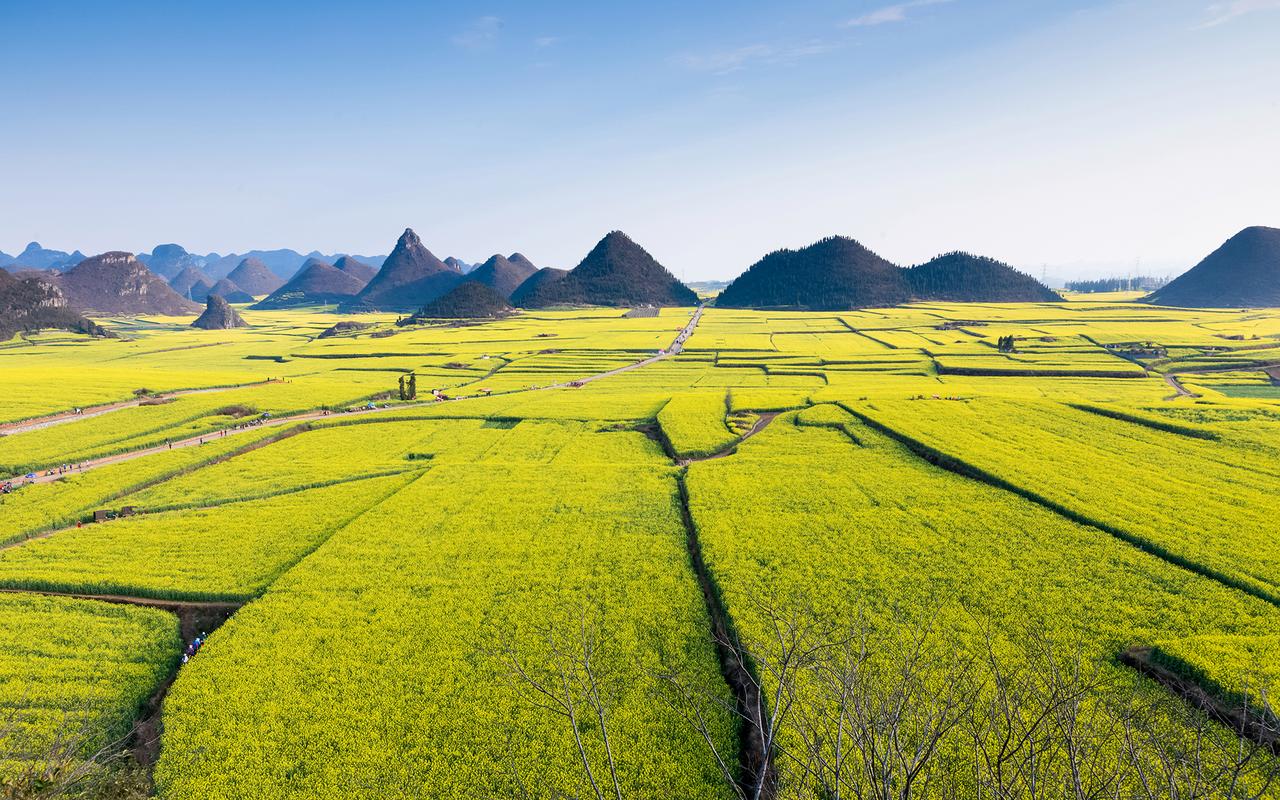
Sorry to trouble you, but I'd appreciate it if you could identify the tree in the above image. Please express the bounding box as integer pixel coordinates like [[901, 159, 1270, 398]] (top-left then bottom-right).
[[498, 606, 625, 800], [502, 600, 1279, 799]]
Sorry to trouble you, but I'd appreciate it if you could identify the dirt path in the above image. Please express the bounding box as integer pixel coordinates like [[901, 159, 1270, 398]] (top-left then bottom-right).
[[10, 308, 706, 485], [0, 380, 281, 436], [549, 305, 704, 388], [678, 411, 780, 466], [1164, 374, 1197, 399]]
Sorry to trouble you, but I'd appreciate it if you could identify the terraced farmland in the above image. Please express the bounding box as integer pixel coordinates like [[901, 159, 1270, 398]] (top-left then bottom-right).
[[1, 301, 1278, 798]]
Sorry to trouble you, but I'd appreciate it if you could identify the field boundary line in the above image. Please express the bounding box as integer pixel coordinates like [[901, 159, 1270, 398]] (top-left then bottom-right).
[[1119, 647, 1279, 754], [675, 471, 775, 799], [838, 402, 1280, 609], [1066, 403, 1217, 440]]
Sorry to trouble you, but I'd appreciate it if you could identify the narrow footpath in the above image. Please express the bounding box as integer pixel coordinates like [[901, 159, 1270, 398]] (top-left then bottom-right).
[[0, 380, 281, 436], [11, 307, 706, 485], [1164, 374, 1197, 398], [678, 411, 779, 466]]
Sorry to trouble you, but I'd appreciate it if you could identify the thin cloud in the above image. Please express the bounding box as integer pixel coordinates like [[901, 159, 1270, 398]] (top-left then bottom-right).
[[842, 0, 953, 28], [1199, 0, 1280, 27], [673, 40, 837, 75], [534, 36, 563, 49], [452, 16, 503, 50]]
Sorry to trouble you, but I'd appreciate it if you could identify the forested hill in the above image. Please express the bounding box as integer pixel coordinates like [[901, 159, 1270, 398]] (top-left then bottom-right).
[[1143, 226, 1280, 308], [517, 231, 697, 308], [407, 280, 514, 320], [715, 236, 909, 310], [717, 237, 1062, 309], [904, 252, 1064, 302]]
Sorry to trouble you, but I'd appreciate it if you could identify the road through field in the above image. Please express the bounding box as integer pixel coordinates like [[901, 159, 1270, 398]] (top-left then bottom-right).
[[14, 307, 705, 485], [677, 410, 779, 466], [1164, 374, 1197, 398], [0, 380, 281, 436]]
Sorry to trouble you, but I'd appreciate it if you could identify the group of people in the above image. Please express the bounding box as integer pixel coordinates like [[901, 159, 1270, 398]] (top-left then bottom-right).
[[46, 463, 84, 476], [181, 633, 208, 665]]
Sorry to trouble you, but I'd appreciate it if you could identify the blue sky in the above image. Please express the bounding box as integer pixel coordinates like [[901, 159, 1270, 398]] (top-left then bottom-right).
[[1, 0, 1278, 279]]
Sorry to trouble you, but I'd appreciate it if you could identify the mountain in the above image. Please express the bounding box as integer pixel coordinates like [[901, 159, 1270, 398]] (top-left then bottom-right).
[[191, 294, 248, 330], [226, 257, 284, 295], [252, 259, 366, 309], [202, 249, 382, 280], [3, 242, 85, 271], [469, 254, 538, 299], [507, 253, 537, 274], [51, 252, 202, 315], [444, 257, 475, 274], [406, 280, 515, 321], [346, 228, 463, 311], [197, 278, 254, 304], [904, 252, 1064, 302], [143, 244, 209, 280], [188, 280, 213, 301], [716, 236, 909, 310], [0, 270, 108, 340], [510, 267, 569, 307], [1143, 226, 1280, 308], [169, 265, 214, 299], [517, 231, 696, 308], [333, 256, 377, 287], [214, 249, 307, 280]]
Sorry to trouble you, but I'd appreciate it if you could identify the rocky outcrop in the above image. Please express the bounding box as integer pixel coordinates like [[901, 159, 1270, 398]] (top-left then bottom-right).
[[52, 252, 202, 315], [191, 294, 248, 329]]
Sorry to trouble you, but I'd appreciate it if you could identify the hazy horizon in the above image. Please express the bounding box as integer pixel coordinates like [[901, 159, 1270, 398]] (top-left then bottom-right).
[[3, 0, 1277, 281]]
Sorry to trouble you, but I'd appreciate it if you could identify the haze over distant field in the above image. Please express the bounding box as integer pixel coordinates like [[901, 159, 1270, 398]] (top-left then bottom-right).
[[1, 0, 1278, 280]]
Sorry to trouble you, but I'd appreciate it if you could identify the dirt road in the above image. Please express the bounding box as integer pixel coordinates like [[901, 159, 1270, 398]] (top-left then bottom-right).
[[678, 410, 779, 466], [1164, 375, 1196, 398], [13, 308, 706, 484], [0, 380, 280, 436]]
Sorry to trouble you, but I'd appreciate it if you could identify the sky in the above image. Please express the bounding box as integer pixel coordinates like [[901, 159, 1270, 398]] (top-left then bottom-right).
[[1, 0, 1278, 281]]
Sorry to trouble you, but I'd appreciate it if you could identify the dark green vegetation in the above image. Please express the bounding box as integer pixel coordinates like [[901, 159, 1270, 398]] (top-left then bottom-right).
[[509, 266, 568, 306], [406, 280, 514, 320], [716, 236, 1061, 309], [716, 236, 909, 310], [516, 231, 698, 308], [905, 251, 1064, 302], [1145, 226, 1280, 308]]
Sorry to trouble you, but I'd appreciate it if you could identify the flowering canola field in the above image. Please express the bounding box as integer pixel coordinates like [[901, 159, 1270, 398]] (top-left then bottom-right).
[[0, 301, 1278, 796]]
